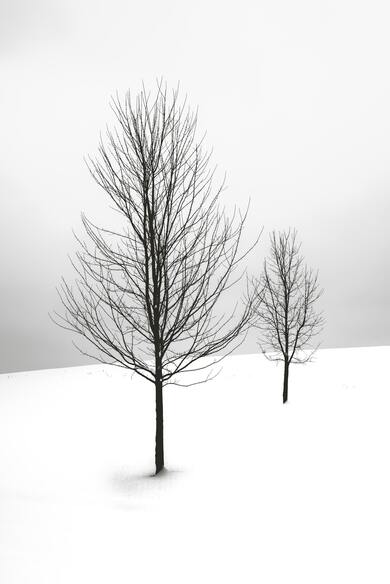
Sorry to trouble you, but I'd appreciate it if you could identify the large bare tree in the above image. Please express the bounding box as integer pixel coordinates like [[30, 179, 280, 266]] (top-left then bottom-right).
[[252, 229, 323, 403], [54, 84, 256, 474]]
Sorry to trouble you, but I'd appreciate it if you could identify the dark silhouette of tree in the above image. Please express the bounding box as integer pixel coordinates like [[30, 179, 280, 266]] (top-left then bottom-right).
[[53, 83, 256, 474], [252, 229, 323, 403]]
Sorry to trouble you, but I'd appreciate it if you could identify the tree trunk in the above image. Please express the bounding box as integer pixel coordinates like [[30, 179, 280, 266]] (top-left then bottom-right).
[[283, 359, 289, 403], [154, 378, 164, 474]]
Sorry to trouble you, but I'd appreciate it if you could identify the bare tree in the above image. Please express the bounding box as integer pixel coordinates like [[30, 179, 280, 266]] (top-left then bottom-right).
[[53, 83, 257, 474], [252, 229, 323, 403]]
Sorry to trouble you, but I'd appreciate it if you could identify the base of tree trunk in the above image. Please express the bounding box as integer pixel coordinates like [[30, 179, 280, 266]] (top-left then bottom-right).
[[155, 379, 164, 475], [283, 360, 289, 404]]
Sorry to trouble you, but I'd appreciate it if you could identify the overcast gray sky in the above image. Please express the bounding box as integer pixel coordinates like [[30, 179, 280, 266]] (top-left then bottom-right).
[[1, 0, 389, 373]]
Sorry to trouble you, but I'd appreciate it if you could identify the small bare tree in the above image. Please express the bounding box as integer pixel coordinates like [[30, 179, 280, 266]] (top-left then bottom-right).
[[53, 83, 256, 474], [252, 229, 323, 403]]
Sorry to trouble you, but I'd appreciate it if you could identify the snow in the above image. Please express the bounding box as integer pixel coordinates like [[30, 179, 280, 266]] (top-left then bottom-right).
[[0, 346, 389, 583]]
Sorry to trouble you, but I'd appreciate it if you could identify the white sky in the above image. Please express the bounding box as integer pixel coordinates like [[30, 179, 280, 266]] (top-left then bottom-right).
[[1, 0, 389, 372]]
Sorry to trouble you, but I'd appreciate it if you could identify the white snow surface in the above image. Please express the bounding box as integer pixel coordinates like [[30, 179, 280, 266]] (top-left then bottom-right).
[[0, 346, 389, 583]]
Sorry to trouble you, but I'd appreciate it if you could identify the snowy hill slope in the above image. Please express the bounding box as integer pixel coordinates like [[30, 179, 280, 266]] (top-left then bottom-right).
[[0, 346, 389, 583]]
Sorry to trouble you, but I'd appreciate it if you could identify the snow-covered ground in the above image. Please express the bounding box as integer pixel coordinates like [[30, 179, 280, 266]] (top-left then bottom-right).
[[0, 346, 389, 583]]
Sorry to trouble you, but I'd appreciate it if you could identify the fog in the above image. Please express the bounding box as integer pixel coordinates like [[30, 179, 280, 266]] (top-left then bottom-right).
[[1, 0, 389, 372]]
